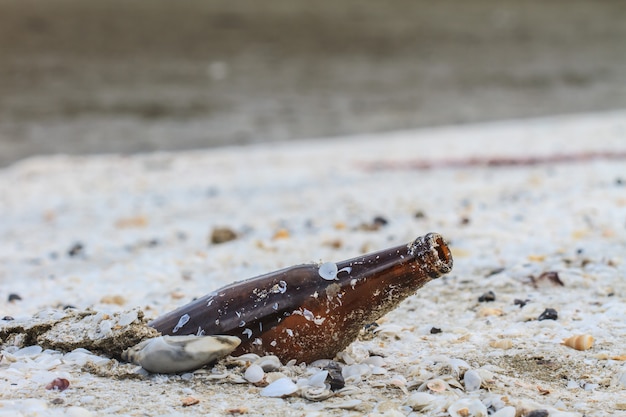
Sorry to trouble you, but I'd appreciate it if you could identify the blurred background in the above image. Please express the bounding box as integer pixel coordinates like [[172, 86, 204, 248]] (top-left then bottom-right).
[[1, 0, 625, 167]]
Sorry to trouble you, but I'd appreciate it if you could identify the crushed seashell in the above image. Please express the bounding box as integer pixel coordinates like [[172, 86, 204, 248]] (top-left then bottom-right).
[[448, 398, 488, 417], [490, 339, 514, 349]]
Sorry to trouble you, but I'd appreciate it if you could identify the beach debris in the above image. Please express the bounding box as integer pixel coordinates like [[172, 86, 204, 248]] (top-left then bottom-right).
[[537, 308, 558, 321], [148, 233, 453, 365], [529, 271, 565, 288], [490, 339, 514, 350], [67, 242, 85, 257], [448, 398, 488, 417], [45, 377, 70, 391], [405, 392, 436, 411], [514, 298, 529, 308], [358, 215, 389, 231], [121, 335, 241, 374], [477, 307, 503, 318], [524, 410, 549, 417], [272, 228, 290, 239], [478, 291, 496, 302], [181, 396, 200, 407], [7, 293, 22, 302], [210, 226, 238, 244], [562, 334, 594, 351]]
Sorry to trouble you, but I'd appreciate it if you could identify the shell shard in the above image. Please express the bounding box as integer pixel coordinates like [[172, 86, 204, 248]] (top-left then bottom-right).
[[562, 334, 594, 351], [149, 233, 453, 364], [122, 335, 241, 373]]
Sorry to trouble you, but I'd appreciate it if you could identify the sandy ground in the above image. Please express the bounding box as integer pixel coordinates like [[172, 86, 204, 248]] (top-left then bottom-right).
[[1, 0, 626, 167], [1, 112, 626, 416]]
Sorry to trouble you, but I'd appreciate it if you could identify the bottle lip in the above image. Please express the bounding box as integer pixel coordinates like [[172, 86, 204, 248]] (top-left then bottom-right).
[[409, 233, 454, 276]]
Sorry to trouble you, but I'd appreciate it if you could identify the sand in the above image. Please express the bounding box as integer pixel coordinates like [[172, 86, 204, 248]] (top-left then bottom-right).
[[1, 112, 626, 416]]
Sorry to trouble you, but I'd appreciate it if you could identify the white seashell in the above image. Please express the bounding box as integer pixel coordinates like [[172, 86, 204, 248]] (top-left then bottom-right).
[[254, 355, 282, 372], [324, 399, 362, 410], [363, 356, 385, 367], [562, 334, 594, 351], [405, 392, 436, 411], [300, 386, 333, 401], [117, 310, 139, 327], [244, 364, 265, 383], [448, 398, 488, 417], [318, 262, 338, 280], [425, 378, 449, 393], [306, 370, 328, 388], [260, 377, 298, 397], [492, 406, 516, 417], [463, 369, 482, 392], [342, 364, 371, 384], [121, 335, 241, 373], [14, 345, 43, 357]]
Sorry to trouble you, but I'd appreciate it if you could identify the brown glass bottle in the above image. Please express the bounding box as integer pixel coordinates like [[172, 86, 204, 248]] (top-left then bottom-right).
[[149, 233, 453, 363]]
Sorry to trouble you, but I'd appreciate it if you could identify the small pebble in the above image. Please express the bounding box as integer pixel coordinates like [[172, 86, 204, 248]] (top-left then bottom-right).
[[181, 396, 200, 407], [514, 299, 529, 308], [45, 378, 70, 391], [478, 291, 496, 302], [538, 308, 558, 321], [430, 327, 442, 334], [210, 227, 238, 244], [8, 293, 22, 302], [323, 361, 344, 391], [67, 242, 85, 257]]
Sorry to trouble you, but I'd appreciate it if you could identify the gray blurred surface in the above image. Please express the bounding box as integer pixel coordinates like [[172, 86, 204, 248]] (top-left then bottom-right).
[[1, 0, 625, 167]]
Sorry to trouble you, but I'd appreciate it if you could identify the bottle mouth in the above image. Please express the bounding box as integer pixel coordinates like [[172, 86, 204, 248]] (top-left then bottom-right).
[[410, 233, 454, 277]]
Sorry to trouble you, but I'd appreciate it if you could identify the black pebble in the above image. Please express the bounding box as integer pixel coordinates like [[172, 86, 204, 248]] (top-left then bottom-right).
[[323, 361, 345, 391], [430, 327, 442, 334], [373, 216, 388, 227], [8, 293, 22, 302], [2, 316, 14, 321], [514, 298, 529, 308], [67, 242, 84, 257], [478, 291, 496, 302], [538, 308, 558, 321], [414, 210, 426, 219]]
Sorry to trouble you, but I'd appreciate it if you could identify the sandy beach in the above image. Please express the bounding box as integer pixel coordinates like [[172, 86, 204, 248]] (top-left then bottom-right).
[[1, 112, 626, 416]]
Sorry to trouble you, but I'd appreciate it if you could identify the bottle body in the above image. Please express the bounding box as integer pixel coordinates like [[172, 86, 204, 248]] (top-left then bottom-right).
[[149, 233, 453, 363]]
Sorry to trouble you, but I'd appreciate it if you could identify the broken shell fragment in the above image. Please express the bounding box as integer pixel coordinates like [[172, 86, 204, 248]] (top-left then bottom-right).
[[121, 335, 241, 373], [562, 334, 594, 351], [149, 233, 453, 364], [489, 339, 513, 350]]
